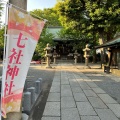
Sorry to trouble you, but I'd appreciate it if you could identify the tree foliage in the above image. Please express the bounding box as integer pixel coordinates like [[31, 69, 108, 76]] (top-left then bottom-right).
[[30, 8, 61, 27], [0, 0, 4, 17], [58, 27, 99, 51], [55, 0, 120, 42], [0, 27, 4, 59], [34, 28, 55, 59], [0, 27, 4, 48], [0, 0, 4, 50], [30, 8, 61, 59]]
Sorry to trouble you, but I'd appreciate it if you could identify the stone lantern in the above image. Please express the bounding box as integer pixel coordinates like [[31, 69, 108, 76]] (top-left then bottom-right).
[[83, 44, 91, 69], [53, 50, 57, 64], [44, 43, 52, 68], [74, 50, 79, 64]]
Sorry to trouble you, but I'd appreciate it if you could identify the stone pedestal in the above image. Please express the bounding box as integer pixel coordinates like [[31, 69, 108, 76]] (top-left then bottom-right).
[[46, 57, 52, 68], [74, 56, 78, 64], [53, 50, 57, 64], [74, 50, 78, 64]]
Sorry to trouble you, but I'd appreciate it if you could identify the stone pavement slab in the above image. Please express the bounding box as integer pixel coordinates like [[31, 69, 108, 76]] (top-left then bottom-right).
[[69, 80, 80, 87], [107, 103, 120, 118], [81, 116, 100, 120], [61, 108, 80, 120], [50, 86, 60, 93], [76, 102, 97, 115], [47, 93, 60, 102], [42, 63, 120, 120], [52, 81, 60, 86], [42, 117, 60, 120], [71, 86, 83, 93], [43, 102, 60, 116], [73, 92, 88, 102], [92, 88, 106, 94], [53, 77, 60, 82], [61, 78, 69, 85], [61, 85, 72, 96], [61, 96, 76, 108], [88, 97, 107, 109], [78, 81, 91, 90], [98, 94, 118, 104], [95, 109, 119, 120], [83, 89, 97, 97], [86, 81, 98, 88]]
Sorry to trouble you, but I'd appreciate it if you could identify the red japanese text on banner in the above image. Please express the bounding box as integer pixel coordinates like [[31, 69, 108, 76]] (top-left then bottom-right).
[[1, 6, 45, 118]]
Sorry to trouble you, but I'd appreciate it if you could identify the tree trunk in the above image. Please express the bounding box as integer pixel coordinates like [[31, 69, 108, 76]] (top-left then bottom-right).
[[92, 49, 96, 63], [92, 35, 97, 63], [99, 33, 106, 68]]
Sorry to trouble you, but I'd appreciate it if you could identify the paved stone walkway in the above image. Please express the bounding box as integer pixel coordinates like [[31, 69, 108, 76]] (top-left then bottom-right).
[[41, 63, 120, 120]]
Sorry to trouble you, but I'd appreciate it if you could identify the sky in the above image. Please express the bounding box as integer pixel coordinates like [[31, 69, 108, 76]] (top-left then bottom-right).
[[1, 0, 57, 24], [27, 0, 57, 11]]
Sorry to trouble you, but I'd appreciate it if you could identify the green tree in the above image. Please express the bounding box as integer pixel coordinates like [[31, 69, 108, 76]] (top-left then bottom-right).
[[58, 28, 97, 50], [55, 0, 120, 64], [56, 0, 120, 41], [0, 0, 4, 17], [0, 0, 4, 27], [0, 0, 4, 59], [30, 8, 61, 27], [34, 28, 55, 59], [0, 27, 4, 59], [30, 8, 62, 60]]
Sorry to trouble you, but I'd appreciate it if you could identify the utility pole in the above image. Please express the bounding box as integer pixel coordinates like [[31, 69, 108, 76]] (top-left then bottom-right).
[[9, 0, 27, 10]]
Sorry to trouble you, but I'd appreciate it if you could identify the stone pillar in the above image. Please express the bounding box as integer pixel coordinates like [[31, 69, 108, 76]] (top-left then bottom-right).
[[23, 92, 31, 114], [38, 78, 43, 88], [9, 0, 27, 10], [38, 78, 43, 81], [27, 87, 36, 105], [35, 80, 41, 94]]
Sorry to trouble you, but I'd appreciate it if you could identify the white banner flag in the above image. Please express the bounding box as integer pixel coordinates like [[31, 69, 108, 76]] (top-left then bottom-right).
[[1, 6, 45, 118]]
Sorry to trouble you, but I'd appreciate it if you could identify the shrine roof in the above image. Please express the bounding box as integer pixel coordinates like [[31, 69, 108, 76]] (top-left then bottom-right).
[[95, 36, 120, 49]]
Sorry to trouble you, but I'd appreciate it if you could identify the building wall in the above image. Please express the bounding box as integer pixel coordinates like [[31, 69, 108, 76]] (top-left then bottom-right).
[[9, 0, 27, 10]]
